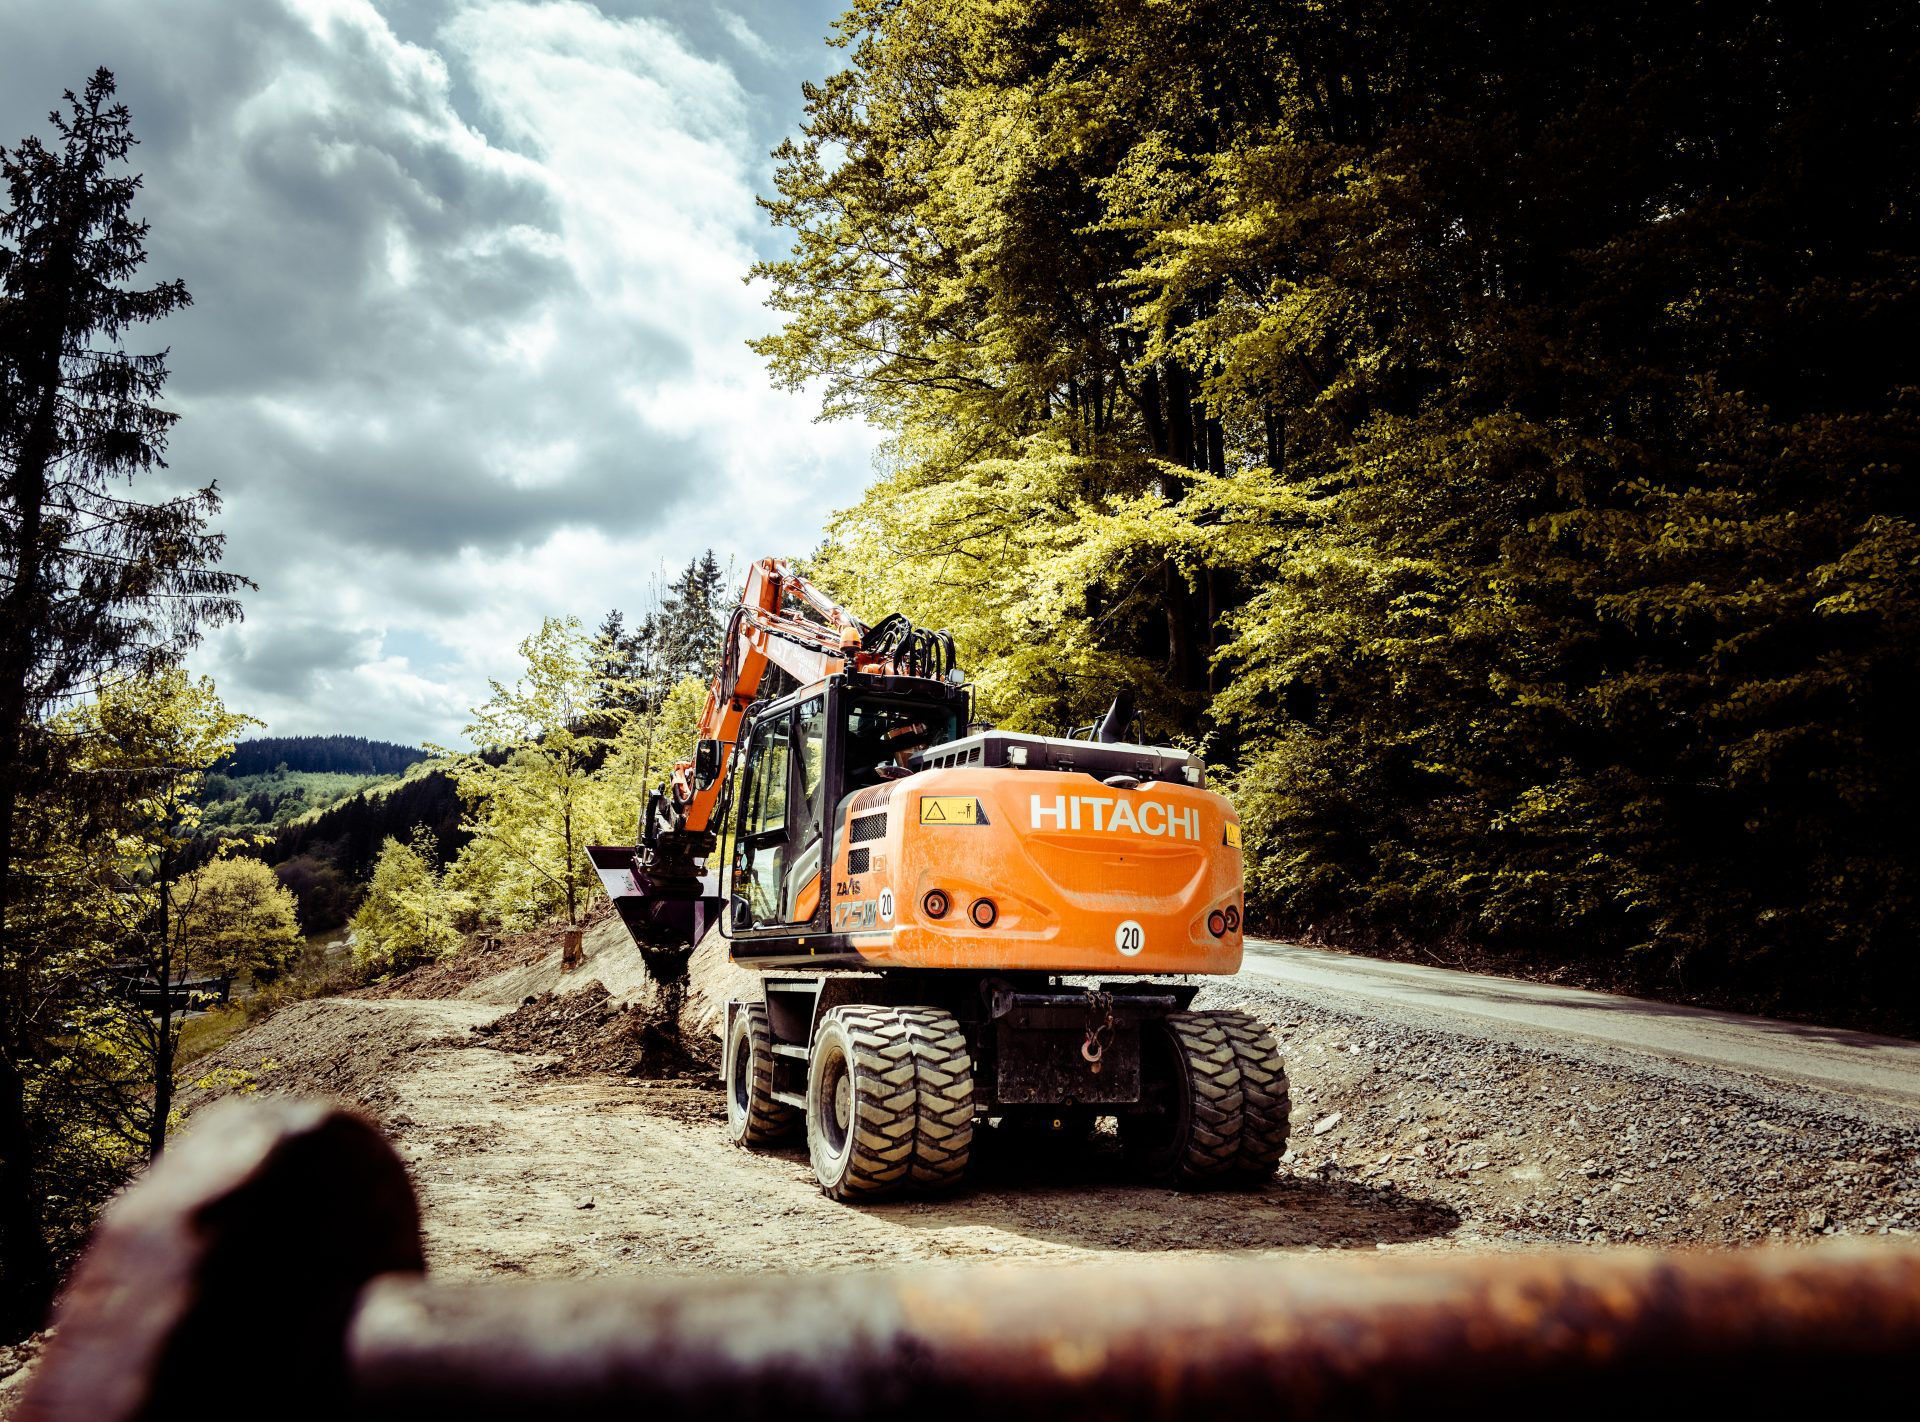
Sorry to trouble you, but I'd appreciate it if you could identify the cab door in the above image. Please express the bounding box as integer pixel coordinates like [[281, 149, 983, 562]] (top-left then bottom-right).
[[732, 712, 794, 931]]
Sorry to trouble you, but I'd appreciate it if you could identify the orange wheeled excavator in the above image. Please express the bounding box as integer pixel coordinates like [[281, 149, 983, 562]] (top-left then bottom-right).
[[589, 557, 1288, 1199]]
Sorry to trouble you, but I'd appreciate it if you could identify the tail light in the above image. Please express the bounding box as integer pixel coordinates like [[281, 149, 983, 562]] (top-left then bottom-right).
[[1224, 905, 1241, 932], [1207, 910, 1228, 937], [969, 898, 998, 928], [922, 889, 951, 919]]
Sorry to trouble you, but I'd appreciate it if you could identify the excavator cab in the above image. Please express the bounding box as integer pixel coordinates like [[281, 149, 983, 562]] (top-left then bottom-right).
[[727, 676, 964, 934]]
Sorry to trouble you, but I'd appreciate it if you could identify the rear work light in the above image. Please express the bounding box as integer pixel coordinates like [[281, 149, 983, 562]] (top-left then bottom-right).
[[969, 898, 998, 928], [1208, 910, 1228, 937], [922, 889, 951, 919]]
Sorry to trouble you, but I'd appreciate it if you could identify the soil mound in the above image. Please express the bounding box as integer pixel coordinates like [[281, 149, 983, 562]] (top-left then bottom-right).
[[475, 981, 717, 1081]]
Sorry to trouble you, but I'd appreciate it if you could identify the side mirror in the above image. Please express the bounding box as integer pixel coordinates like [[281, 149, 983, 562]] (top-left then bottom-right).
[[694, 738, 723, 789]]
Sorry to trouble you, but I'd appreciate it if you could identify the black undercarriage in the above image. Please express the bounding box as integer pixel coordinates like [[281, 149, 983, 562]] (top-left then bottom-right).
[[740, 972, 1200, 1114]]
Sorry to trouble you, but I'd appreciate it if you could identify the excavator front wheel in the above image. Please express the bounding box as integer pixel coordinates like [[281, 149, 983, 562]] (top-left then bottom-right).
[[725, 1002, 798, 1148], [806, 1007, 919, 1200], [1119, 1012, 1247, 1188]]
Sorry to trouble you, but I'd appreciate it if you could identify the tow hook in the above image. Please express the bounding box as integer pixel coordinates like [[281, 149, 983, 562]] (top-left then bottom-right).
[[1082, 990, 1115, 1073]]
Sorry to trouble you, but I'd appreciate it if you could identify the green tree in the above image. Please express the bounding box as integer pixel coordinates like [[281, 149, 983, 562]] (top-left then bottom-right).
[[174, 857, 302, 985], [58, 668, 254, 1167], [447, 617, 615, 929], [0, 71, 247, 1336], [350, 830, 464, 977], [764, 2, 1920, 1022], [653, 551, 729, 686]]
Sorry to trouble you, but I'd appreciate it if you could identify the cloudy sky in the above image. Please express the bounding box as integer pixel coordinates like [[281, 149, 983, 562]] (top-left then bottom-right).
[[0, 0, 876, 746]]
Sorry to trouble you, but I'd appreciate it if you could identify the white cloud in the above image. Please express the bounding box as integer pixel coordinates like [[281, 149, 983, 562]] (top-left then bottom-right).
[[0, 0, 876, 745], [719, 9, 781, 65]]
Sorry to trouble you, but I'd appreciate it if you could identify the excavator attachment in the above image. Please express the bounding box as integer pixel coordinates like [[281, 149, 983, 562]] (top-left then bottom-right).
[[585, 844, 720, 981]]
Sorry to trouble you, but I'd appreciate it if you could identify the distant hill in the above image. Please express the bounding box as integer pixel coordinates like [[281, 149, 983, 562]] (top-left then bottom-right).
[[214, 735, 427, 778], [187, 742, 471, 933]]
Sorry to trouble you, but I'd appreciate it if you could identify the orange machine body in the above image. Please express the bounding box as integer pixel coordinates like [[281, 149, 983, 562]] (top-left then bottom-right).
[[732, 766, 1245, 975]]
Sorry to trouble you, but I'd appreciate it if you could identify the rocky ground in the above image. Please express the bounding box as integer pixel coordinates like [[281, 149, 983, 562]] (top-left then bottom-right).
[[1195, 977, 1920, 1246], [164, 912, 1920, 1267]]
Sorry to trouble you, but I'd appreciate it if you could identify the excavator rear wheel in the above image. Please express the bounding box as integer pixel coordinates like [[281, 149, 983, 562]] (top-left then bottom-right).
[[897, 1007, 975, 1190], [1119, 1012, 1245, 1188], [1207, 1009, 1291, 1180], [725, 1002, 798, 1148], [806, 1007, 919, 1200]]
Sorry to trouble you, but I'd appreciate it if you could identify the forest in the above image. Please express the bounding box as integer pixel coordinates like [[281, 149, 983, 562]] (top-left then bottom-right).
[[764, 0, 1920, 1024], [212, 735, 426, 778]]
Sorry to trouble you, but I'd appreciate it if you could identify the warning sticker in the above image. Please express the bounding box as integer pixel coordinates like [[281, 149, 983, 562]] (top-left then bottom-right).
[[1224, 821, 1242, 849], [920, 796, 985, 826]]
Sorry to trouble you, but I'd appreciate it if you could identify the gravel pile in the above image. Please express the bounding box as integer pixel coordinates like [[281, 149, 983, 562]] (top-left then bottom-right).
[[1196, 976, 1920, 1246]]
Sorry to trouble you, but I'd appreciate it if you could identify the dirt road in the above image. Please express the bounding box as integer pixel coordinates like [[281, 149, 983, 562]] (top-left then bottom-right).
[[184, 987, 1458, 1283], [169, 914, 1918, 1289], [1242, 940, 1920, 1111]]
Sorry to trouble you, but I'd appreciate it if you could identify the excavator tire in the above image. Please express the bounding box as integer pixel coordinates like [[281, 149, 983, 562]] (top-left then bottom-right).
[[898, 1007, 975, 1189], [1120, 1012, 1245, 1188], [806, 1006, 918, 1200], [1205, 1009, 1291, 1181], [724, 1002, 798, 1147]]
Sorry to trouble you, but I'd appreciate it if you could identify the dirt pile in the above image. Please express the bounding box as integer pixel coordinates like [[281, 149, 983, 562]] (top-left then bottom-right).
[[474, 981, 717, 1082]]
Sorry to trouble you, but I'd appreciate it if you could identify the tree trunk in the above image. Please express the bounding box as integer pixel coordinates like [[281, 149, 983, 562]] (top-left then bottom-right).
[[564, 800, 577, 926], [0, 291, 66, 1339], [0, 1053, 54, 1339], [150, 842, 173, 1162]]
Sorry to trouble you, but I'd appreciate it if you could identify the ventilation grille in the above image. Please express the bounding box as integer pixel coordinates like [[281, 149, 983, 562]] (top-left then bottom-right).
[[846, 847, 870, 875], [849, 812, 888, 844], [925, 744, 984, 768]]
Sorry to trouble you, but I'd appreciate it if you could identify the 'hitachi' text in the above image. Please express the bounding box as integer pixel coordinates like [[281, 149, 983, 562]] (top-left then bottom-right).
[[1029, 794, 1201, 840]]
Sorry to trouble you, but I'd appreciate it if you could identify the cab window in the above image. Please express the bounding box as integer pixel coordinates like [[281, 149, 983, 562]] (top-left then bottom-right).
[[734, 715, 792, 925]]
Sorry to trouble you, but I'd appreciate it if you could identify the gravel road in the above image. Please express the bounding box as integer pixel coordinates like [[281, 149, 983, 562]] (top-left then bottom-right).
[[1241, 940, 1920, 1111]]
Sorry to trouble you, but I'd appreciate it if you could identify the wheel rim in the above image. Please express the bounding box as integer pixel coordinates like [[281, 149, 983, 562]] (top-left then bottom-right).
[[728, 1029, 752, 1124], [812, 1038, 851, 1162]]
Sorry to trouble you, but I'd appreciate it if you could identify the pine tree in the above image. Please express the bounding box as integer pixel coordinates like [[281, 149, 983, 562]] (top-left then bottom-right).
[[0, 71, 247, 1337], [653, 551, 728, 685]]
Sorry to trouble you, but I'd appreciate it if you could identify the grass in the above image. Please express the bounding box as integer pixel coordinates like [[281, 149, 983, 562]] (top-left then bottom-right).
[[177, 1006, 250, 1065], [176, 929, 358, 1067]]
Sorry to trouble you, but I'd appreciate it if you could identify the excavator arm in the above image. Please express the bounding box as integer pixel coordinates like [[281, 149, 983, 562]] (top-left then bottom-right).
[[594, 557, 955, 959], [668, 558, 866, 840]]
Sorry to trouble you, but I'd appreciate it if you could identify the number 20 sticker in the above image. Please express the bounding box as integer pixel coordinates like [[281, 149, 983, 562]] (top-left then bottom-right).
[[878, 888, 895, 922], [1115, 919, 1145, 956]]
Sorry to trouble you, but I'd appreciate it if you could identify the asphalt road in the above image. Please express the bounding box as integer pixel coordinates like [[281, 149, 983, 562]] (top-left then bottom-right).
[[1239, 939, 1920, 1113]]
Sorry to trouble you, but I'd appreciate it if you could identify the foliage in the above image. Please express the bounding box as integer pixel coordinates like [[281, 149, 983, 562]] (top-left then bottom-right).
[[764, 2, 1920, 1022], [0, 70, 248, 1335], [350, 830, 465, 977], [197, 768, 397, 832], [441, 608, 709, 934], [213, 735, 426, 778], [592, 550, 733, 713], [271, 853, 359, 934], [172, 857, 302, 985], [442, 617, 611, 929]]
